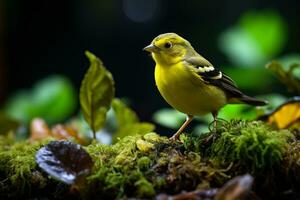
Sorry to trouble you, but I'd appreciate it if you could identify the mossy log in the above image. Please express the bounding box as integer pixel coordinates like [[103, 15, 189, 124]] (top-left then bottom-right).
[[0, 120, 299, 199]]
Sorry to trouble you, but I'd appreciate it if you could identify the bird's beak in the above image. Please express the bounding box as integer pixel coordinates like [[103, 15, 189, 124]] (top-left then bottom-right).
[[143, 44, 160, 53]]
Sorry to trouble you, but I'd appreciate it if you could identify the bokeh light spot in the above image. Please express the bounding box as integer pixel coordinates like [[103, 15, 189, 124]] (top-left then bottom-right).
[[123, 0, 159, 23]]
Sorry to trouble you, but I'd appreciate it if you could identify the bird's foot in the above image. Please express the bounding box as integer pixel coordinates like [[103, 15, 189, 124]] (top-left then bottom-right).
[[204, 132, 218, 144], [169, 134, 185, 144], [169, 134, 180, 141], [169, 135, 178, 141]]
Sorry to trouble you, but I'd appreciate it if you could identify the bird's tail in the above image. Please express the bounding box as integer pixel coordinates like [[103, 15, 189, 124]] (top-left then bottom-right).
[[239, 95, 268, 106]]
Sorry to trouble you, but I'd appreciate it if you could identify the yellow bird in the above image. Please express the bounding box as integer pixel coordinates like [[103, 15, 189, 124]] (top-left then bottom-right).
[[144, 33, 267, 140]]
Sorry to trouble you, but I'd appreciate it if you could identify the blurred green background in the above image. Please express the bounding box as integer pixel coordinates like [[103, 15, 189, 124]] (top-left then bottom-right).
[[0, 0, 299, 135]]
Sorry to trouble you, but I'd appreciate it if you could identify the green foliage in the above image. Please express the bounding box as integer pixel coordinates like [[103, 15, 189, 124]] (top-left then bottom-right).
[[219, 10, 287, 67], [240, 10, 287, 58], [218, 104, 257, 121], [4, 75, 77, 124], [211, 120, 293, 172], [112, 98, 139, 126], [267, 61, 300, 94], [0, 112, 20, 135], [223, 67, 273, 91], [258, 93, 287, 110], [153, 108, 186, 129], [80, 51, 115, 138], [279, 54, 300, 79], [153, 105, 259, 132], [0, 132, 15, 150], [112, 99, 155, 142]]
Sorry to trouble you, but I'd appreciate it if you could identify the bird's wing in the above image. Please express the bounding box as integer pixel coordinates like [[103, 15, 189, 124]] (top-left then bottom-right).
[[184, 56, 243, 97]]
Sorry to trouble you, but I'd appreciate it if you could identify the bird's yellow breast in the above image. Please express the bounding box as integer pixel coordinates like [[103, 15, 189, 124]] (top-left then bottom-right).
[[155, 62, 227, 116]]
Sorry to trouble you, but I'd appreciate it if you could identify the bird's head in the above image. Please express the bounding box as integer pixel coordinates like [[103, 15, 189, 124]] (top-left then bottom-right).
[[144, 33, 194, 65]]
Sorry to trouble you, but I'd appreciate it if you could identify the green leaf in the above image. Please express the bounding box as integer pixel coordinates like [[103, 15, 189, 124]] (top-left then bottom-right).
[[114, 123, 155, 142], [266, 61, 300, 94], [219, 28, 264, 67], [219, 10, 287, 67], [219, 104, 257, 120], [278, 54, 300, 79], [223, 67, 273, 91], [112, 98, 155, 142], [152, 108, 186, 129], [4, 75, 77, 124], [112, 98, 139, 127], [80, 51, 115, 138], [258, 93, 287, 110], [0, 112, 20, 135], [255, 93, 287, 117], [240, 10, 287, 57]]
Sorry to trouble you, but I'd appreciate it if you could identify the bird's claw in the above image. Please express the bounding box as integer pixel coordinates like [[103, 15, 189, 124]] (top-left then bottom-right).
[[205, 132, 218, 143], [169, 135, 184, 143], [169, 135, 177, 141]]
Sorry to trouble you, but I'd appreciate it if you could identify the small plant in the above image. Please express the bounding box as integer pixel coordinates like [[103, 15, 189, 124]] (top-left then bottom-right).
[[79, 51, 115, 139]]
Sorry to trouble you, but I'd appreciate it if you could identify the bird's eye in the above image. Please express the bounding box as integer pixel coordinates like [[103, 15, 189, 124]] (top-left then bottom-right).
[[164, 42, 172, 49]]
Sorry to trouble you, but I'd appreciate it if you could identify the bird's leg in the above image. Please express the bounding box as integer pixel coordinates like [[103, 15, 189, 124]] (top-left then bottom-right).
[[212, 111, 218, 133], [206, 111, 218, 142], [170, 115, 194, 141]]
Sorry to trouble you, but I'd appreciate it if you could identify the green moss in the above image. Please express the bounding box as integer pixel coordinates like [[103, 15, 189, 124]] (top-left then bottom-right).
[[143, 132, 164, 142], [134, 178, 155, 197], [1, 120, 300, 199], [137, 156, 152, 171], [136, 139, 154, 152], [0, 132, 15, 150], [0, 137, 50, 195], [84, 132, 230, 199], [210, 120, 294, 172], [283, 139, 300, 180]]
